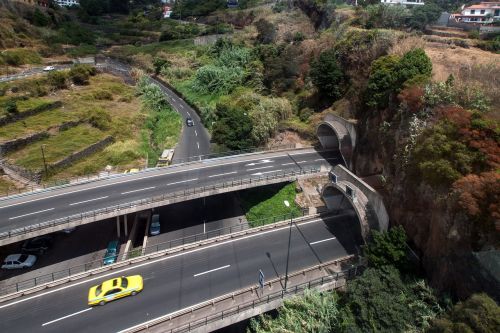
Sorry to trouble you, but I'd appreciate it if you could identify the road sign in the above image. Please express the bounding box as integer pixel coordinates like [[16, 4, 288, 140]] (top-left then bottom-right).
[[258, 269, 265, 288]]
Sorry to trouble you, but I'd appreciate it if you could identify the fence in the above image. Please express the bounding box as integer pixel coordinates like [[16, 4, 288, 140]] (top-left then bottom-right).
[[0, 167, 322, 243], [0, 208, 322, 296], [124, 260, 362, 333]]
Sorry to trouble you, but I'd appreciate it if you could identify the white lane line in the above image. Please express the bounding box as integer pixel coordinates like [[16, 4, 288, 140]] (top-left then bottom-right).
[[69, 196, 108, 206], [281, 162, 295, 166], [0, 216, 338, 310], [166, 178, 198, 186], [245, 159, 273, 166], [197, 142, 200, 149], [0, 150, 322, 209], [9, 208, 55, 220], [42, 308, 92, 326], [251, 170, 282, 176], [314, 158, 338, 161], [187, 111, 191, 116], [195, 130, 198, 136], [310, 237, 336, 245], [121, 186, 155, 195], [180, 104, 184, 109], [297, 160, 307, 163], [246, 165, 274, 172], [194, 265, 231, 277], [208, 171, 237, 178]]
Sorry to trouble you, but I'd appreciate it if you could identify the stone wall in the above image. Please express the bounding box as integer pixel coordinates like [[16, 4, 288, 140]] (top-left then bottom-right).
[[0, 101, 63, 127], [0, 120, 82, 157], [48, 136, 114, 172], [0, 160, 42, 184]]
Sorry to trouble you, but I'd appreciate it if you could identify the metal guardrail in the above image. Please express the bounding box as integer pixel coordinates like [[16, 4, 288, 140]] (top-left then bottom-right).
[[124, 258, 362, 333], [0, 167, 322, 241], [0, 145, 313, 199], [0, 209, 313, 296]]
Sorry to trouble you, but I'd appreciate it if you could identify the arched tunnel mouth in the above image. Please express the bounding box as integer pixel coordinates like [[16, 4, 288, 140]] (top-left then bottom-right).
[[317, 123, 340, 150]]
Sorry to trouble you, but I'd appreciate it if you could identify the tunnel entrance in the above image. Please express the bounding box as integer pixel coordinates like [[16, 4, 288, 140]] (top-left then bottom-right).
[[317, 123, 340, 150]]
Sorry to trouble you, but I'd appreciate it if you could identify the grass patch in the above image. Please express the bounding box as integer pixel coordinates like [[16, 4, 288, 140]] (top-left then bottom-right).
[[66, 44, 98, 58], [0, 177, 17, 196], [0, 97, 54, 117], [110, 39, 196, 58], [0, 107, 76, 141], [240, 182, 302, 227], [7, 124, 106, 170], [0, 48, 42, 66]]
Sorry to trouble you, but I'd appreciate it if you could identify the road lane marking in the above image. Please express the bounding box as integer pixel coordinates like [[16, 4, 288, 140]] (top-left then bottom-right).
[[9, 208, 55, 220], [42, 308, 92, 326], [197, 142, 200, 149], [194, 265, 231, 277], [246, 165, 274, 172], [166, 178, 198, 186], [187, 111, 191, 116], [245, 159, 273, 166], [180, 104, 184, 109], [0, 216, 343, 310], [208, 171, 237, 178], [281, 162, 295, 166], [315, 158, 338, 161], [121, 186, 156, 195], [310, 237, 336, 245], [251, 170, 282, 176], [69, 196, 109, 206], [0, 150, 327, 209], [195, 130, 198, 136]]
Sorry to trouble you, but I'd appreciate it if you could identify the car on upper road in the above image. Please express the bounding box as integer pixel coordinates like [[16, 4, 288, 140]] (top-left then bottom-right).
[[1, 254, 37, 269], [149, 214, 160, 236], [43, 66, 55, 71], [88, 275, 143, 306], [102, 240, 119, 265], [21, 235, 52, 254], [186, 117, 194, 127]]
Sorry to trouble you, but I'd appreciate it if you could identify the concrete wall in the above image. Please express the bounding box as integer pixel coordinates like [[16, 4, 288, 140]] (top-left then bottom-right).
[[317, 114, 357, 169], [329, 165, 389, 237]]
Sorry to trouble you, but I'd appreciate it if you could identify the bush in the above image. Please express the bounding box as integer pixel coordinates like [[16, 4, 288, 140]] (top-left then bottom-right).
[[255, 19, 276, 44], [85, 108, 111, 130], [69, 64, 96, 85], [212, 104, 254, 150], [47, 71, 67, 90], [363, 4, 410, 29], [93, 90, 113, 100], [409, 3, 442, 30], [364, 225, 410, 270], [4, 100, 18, 115], [0, 49, 42, 66], [310, 49, 346, 100], [397, 48, 432, 86]]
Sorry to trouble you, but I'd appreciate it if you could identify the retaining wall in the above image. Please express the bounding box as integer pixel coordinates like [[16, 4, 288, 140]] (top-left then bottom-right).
[[0, 101, 63, 127]]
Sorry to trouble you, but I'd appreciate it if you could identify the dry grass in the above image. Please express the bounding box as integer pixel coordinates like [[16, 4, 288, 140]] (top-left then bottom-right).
[[389, 36, 426, 57]]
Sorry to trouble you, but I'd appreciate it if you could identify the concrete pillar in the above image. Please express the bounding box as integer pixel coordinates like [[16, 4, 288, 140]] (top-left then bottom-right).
[[116, 216, 121, 237], [124, 215, 128, 237]]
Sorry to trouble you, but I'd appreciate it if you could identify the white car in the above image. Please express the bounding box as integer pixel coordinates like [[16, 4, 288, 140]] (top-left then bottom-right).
[[2, 254, 37, 269], [43, 66, 55, 72]]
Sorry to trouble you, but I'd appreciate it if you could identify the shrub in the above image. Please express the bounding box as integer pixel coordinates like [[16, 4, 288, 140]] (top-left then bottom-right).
[[192, 65, 244, 95], [310, 49, 346, 100], [33, 8, 49, 27], [364, 225, 410, 270], [47, 71, 67, 90], [85, 108, 111, 130], [5, 100, 18, 115], [396, 48, 432, 86], [69, 64, 96, 85], [408, 3, 442, 30], [255, 19, 276, 44], [0, 49, 42, 66], [212, 104, 254, 150], [93, 90, 113, 100], [365, 54, 400, 109]]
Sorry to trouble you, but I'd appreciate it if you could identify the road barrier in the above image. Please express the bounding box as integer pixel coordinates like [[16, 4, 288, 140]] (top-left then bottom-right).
[[123, 256, 361, 333], [0, 167, 322, 243], [0, 208, 340, 299]]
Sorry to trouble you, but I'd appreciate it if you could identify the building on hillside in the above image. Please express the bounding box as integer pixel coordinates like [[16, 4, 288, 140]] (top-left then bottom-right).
[[53, 0, 79, 6], [451, 2, 500, 24], [380, 0, 425, 6], [163, 5, 172, 18]]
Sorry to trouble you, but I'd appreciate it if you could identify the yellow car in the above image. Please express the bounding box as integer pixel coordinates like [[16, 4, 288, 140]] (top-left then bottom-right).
[[88, 275, 143, 306]]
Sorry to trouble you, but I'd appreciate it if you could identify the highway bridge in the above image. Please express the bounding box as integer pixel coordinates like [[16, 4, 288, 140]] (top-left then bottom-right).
[[0, 148, 342, 245], [0, 213, 361, 333]]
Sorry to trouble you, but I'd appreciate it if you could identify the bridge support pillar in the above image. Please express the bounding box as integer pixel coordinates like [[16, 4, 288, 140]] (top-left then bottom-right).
[[116, 216, 121, 237], [124, 215, 128, 237]]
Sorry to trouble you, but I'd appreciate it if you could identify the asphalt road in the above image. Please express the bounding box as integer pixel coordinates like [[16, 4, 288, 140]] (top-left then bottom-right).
[[0, 214, 360, 333], [0, 149, 341, 236], [148, 77, 211, 162]]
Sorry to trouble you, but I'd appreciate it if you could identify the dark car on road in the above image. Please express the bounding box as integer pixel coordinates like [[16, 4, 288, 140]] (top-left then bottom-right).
[[186, 117, 194, 127], [21, 236, 52, 255]]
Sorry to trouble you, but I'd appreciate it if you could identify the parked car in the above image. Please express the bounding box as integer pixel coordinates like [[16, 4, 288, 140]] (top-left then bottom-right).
[[21, 236, 52, 254], [43, 66, 55, 71], [103, 240, 119, 265], [88, 275, 143, 306], [149, 214, 160, 236], [186, 117, 194, 127], [2, 254, 37, 269]]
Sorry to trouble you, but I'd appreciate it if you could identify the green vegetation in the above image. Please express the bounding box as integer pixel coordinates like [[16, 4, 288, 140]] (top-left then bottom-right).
[[364, 225, 409, 271], [171, 0, 226, 18], [310, 49, 346, 101], [0, 178, 17, 195], [239, 183, 301, 226], [69, 64, 97, 85], [136, 77, 182, 165], [7, 124, 106, 170], [0, 49, 42, 66]]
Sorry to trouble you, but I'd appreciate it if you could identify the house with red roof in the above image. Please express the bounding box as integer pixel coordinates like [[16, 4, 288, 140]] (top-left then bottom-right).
[[451, 2, 500, 24]]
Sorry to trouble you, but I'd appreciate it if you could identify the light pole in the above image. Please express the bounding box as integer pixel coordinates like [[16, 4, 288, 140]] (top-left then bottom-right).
[[283, 200, 293, 290], [40, 144, 48, 178]]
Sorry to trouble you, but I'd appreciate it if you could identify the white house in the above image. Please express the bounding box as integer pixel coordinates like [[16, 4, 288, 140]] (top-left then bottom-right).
[[380, 0, 425, 6], [452, 2, 500, 23], [54, 0, 79, 6]]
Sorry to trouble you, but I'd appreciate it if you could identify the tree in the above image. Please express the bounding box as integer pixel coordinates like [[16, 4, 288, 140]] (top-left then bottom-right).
[[396, 48, 432, 86], [310, 49, 346, 100], [365, 54, 400, 109], [364, 225, 409, 270], [409, 3, 443, 30], [428, 293, 500, 333], [212, 104, 254, 150], [33, 8, 49, 27], [255, 19, 276, 44]]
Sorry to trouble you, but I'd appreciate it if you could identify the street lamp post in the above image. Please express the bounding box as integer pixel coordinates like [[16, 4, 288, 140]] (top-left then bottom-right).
[[283, 200, 293, 290], [40, 144, 48, 178]]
